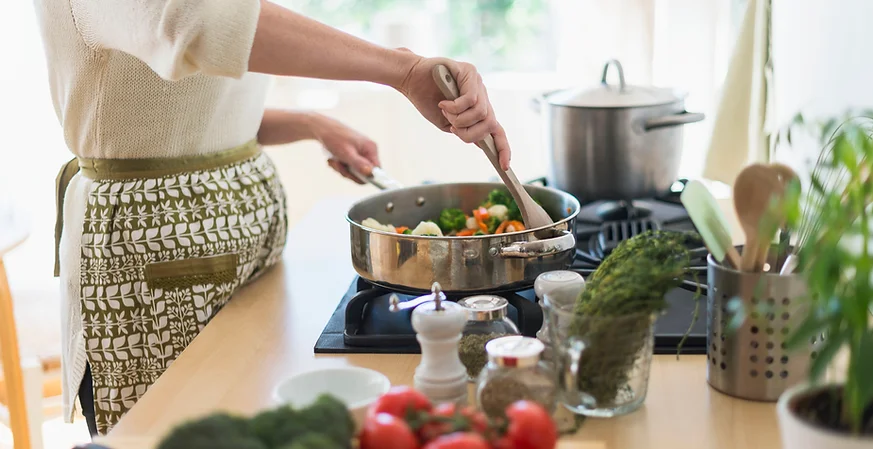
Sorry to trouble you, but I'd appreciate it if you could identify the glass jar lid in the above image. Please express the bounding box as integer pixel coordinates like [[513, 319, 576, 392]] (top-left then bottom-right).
[[458, 295, 509, 321], [485, 336, 544, 368]]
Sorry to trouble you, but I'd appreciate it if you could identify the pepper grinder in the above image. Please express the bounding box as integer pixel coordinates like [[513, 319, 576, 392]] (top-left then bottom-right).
[[390, 282, 468, 404]]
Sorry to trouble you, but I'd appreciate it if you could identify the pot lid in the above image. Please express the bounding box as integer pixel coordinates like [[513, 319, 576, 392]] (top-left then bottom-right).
[[544, 60, 683, 108]]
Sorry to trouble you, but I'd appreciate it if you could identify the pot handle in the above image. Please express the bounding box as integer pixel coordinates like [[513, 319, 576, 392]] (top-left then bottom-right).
[[345, 165, 404, 191], [601, 59, 627, 91], [495, 230, 576, 258], [644, 112, 705, 131]]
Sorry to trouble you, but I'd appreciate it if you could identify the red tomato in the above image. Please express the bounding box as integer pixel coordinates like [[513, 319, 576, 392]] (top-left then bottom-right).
[[433, 403, 490, 434], [368, 386, 433, 420], [360, 413, 420, 449], [418, 403, 491, 442], [504, 401, 558, 449], [423, 432, 491, 449]]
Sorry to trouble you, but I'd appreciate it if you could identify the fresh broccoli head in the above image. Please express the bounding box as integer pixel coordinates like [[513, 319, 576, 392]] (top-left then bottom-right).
[[438, 208, 467, 233], [250, 395, 354, 448], [291, 395, 355, 447], [157, 413, 267, 449], [280, 433, 340, 449], [249, 405, 306, 448]]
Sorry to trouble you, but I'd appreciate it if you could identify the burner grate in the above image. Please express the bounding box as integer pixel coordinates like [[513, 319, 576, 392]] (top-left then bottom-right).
[[598, 218, 660, 255]]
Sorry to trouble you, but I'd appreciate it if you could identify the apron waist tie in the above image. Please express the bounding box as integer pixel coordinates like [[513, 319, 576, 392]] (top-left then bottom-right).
[[53, 140, 261, 277]]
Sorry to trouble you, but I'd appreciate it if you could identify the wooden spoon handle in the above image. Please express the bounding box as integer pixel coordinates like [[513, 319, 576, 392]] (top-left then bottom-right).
[[431, 64, 535, 218], [741, 235, 759, 271]]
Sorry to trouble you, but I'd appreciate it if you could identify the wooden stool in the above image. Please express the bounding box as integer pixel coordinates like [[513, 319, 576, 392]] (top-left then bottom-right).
[[0, 210, 37, 449]]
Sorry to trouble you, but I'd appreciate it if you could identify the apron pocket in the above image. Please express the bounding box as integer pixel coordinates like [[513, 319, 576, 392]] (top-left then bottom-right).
[[144, 254, 239, 290]]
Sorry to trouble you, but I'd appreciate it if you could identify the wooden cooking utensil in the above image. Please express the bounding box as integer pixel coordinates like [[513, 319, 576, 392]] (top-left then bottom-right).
[[681, 180, 742, 269], [733, 164, 786, 271], [431, 64, 554, 232]]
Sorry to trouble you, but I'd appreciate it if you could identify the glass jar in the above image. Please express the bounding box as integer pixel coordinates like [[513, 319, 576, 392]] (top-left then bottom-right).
[[475, 336, 557, 419], [533, 271, 585, 358], [544, 283, 655, 418], [457, 296, 520, 381]]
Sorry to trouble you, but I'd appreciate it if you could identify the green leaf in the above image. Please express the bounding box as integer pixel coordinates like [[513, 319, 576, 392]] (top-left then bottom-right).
[[810, 171, 828, 195], [785, 312, 828, 351], [852, 331, 873, 428], [809, 327, 849, 383], [724, 297, 746, 337]]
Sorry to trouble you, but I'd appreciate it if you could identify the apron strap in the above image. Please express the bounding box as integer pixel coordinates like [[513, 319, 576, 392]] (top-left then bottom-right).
[[54, 158, 80, 277]]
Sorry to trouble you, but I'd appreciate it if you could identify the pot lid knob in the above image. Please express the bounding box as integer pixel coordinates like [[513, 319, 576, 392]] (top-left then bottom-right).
[[542, 58, 684, 108]]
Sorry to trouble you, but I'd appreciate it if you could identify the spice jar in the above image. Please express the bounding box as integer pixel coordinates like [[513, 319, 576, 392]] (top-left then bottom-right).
[[534, 271, 585, 356], [457, 296, 520, 382], [475, 336, 557, 418]]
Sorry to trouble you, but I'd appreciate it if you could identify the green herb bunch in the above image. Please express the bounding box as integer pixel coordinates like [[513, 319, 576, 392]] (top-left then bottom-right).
[[570, 230, 699, 405], [774, 111, 873, 435]]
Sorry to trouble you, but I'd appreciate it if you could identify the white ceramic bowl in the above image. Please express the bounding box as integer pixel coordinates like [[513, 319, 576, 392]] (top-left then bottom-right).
[[273, 367, 391, 429]]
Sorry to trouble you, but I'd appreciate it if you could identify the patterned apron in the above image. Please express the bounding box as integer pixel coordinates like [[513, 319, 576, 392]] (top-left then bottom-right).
[[55, 140, 287, 434]]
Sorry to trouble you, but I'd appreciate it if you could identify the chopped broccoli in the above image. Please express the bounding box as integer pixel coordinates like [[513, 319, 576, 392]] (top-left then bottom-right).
[[438, 208, 467, 233], [157, 413, 266, 449], [402, 229, 412, 235], [280, 434, 340, 449], [507, 201, 522, 222], [485, 216, 502, 233], [473, 230, 484, 236], [484, 189, 513, 207]]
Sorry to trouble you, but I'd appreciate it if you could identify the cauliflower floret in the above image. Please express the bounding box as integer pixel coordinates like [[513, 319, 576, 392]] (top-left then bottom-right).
[[411, 221, 443, 236], [487, 204, 509, 222], [466, 216, 478, 230], [362, 218, 397, 233]]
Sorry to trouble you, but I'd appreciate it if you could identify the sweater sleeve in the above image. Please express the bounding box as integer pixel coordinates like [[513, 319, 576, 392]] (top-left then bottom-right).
[[69, 0, 261, 81]]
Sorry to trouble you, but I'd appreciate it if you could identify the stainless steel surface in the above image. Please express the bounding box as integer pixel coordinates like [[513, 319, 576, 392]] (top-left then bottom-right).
[[347, 182, 580, 292], [458, 295, 509, 321], [536, 60, 705, 201], [706, 250, 817, 402]]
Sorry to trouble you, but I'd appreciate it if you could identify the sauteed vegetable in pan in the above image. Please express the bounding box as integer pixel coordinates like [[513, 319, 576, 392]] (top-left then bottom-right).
[[362, 189, 537, 236]]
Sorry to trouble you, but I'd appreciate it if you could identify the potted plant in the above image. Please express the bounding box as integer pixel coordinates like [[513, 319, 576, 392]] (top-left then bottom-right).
[[772, 111, 873, 448]]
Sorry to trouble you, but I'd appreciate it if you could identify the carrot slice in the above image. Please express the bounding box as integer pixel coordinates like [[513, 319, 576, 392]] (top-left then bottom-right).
[[395, 226, 409, 234], [495, 220, 510, 234], [457, 229, 476, 237], [504, 221, 526, 232]]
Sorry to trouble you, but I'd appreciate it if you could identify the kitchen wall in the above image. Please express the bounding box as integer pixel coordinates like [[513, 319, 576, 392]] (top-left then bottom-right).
[[770, 0, 873, 176]]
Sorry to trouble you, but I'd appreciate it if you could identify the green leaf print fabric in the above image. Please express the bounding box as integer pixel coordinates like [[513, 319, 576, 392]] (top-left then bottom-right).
[[79, 152, 287, 434]]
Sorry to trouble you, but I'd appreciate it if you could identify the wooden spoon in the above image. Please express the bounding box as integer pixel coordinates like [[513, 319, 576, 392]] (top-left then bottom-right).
[[734, 164, 785, 271], [431, 64, 553, 232]]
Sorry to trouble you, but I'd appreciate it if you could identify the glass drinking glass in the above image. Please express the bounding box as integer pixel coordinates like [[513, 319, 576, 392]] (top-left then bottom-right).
[[543, 283, 656, 418]]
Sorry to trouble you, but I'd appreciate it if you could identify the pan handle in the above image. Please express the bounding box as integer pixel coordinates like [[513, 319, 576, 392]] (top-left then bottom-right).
[[494, 230, 576, 258], [346, 165, 404, 191]]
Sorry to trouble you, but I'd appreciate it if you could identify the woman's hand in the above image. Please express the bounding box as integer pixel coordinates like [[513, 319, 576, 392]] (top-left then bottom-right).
[[396, 53, 511, 170], [310, 114, 381, 184]]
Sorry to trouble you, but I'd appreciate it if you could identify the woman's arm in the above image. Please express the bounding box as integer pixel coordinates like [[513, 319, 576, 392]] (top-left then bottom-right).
[[250, 1, 417, 89], [258, 109, 380, 183], [256, 109, 318, 146]]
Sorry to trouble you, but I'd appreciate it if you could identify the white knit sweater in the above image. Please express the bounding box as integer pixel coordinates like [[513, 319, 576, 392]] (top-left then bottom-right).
[[33, 0, 269, 422]]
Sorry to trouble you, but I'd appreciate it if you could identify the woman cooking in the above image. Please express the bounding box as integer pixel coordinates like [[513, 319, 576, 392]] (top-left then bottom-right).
[[34, 0, 512, 436]]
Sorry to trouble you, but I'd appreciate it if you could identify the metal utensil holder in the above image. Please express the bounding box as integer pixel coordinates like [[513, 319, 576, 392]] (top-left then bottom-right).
[[706, 248, 818, 402]]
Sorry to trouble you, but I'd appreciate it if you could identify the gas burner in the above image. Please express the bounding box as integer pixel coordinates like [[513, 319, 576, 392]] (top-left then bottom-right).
[[569, 195, 707, 292], [595, 201, 653, 221]]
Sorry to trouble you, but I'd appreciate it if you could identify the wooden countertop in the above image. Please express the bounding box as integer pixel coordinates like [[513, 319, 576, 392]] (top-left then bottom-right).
[[100, 194, 779, 449]]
